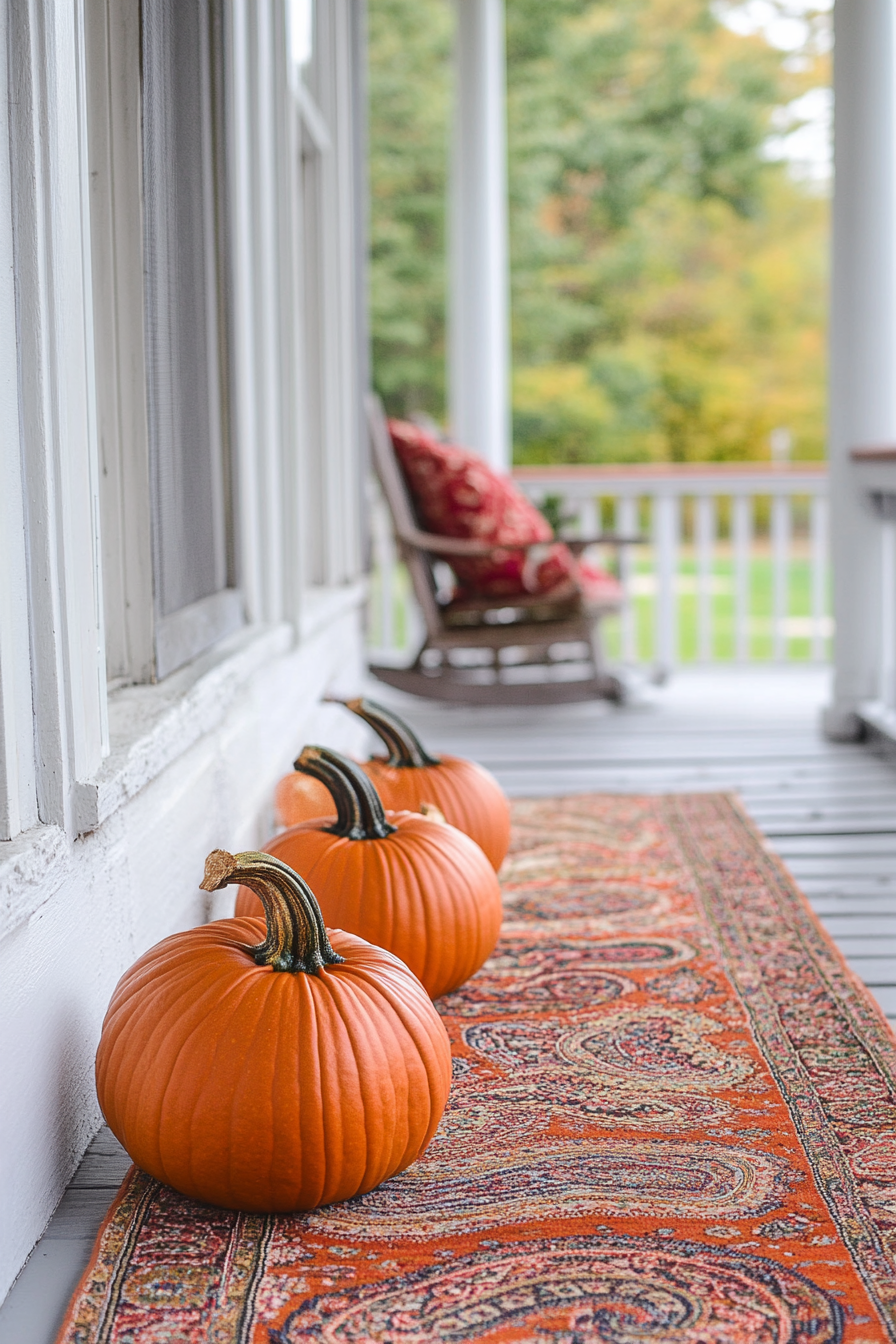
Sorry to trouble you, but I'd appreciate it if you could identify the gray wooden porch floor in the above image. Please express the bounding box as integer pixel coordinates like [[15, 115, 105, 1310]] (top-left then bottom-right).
[[3, 665, 895, 1342]]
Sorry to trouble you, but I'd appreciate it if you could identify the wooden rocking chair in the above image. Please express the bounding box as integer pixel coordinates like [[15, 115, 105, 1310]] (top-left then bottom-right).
[[365, 395, 638, 705]]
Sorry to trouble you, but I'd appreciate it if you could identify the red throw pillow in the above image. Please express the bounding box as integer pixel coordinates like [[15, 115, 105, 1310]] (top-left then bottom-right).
[[389, 419, 578, 600], [577, 560, 625, 607]]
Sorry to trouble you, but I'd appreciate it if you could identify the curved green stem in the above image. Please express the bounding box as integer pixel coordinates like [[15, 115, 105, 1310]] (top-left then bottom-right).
[[336, 697, 440, 769], [200, 849, 343, 974], [294, 746, 398, 839]]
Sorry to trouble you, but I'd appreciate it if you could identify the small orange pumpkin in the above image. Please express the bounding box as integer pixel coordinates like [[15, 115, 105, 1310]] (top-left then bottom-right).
[[274, 769, 336, 827], [340, 698, 511, 871], [236, 747, 503, 999], [96, 850, 451, 1212]]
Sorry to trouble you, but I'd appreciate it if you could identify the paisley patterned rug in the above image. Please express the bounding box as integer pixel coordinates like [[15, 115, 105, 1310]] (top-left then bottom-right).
[[59, 793, 896, 1344]]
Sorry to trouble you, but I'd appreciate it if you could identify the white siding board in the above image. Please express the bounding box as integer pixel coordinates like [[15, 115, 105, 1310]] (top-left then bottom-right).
[[7, 0, 108, 829], [0, 0, 37, 841]]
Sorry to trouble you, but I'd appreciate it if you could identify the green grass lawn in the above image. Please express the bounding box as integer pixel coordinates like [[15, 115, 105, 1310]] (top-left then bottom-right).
[[603, 550, 830, 664]]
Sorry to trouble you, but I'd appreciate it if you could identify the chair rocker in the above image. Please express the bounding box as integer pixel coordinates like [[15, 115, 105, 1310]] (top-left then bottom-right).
[[366, 394, 638, 706]]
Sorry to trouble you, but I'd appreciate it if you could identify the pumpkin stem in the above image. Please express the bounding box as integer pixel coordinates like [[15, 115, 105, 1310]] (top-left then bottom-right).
[[336, 697, 440, 769], [200, 849, 344, 975], [294, 746, 398, 839]]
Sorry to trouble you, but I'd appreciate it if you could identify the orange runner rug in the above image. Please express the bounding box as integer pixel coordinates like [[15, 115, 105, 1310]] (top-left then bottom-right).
[[59, 794, 896, 1343]]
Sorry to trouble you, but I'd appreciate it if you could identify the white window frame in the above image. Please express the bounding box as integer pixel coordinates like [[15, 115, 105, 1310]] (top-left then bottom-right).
[[288, 0, 364, 593], [0, 0, 37, 841], [87, 0, 244, 687], [4, 0, 108, 836]]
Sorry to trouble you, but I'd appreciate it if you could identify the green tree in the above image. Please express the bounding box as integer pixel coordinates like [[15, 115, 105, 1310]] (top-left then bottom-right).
[[367, 0, 452, 419], [367, 0, 830, 462]]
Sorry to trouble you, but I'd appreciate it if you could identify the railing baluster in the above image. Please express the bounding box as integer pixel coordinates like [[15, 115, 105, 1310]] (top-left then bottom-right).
[[405, 575, 424, 660], [372, 489, 395, 654], [617, 495, 637, 663], [772, 493, 792, 661], [695, 494, 715, 662], [733, 494, 752, 662], [810, 494, 828, 663], [577, 496, 599, 539], [654, 494, 679, 674]]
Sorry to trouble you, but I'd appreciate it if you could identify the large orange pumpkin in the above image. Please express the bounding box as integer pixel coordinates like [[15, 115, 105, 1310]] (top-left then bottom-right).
[[96, 850, 451, 1212], [341, 698, 511, 871], [236, 747, 503, 999]]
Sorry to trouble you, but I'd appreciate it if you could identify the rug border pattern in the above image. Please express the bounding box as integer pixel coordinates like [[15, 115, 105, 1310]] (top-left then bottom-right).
[[664, 792, 896, 1336]]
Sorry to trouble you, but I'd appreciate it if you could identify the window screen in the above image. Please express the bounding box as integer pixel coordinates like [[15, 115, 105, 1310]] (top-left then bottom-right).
[[142, 0, 239, 675]]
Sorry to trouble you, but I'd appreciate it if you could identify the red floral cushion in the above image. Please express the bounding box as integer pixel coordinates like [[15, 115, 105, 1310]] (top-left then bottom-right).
[[389, 420, 579, 599]]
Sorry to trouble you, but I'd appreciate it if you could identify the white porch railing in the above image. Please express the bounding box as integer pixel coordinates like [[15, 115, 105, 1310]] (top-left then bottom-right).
[[367, 462, 830, 672]]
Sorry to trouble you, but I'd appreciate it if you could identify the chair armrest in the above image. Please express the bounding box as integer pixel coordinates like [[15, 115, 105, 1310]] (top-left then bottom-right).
[[564, 535, 645, 555], [396, 527, 532, 559], [398, 528, 646, 559]]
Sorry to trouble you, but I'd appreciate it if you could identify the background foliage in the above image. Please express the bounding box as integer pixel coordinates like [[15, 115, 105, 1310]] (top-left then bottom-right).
[[367, 0, 829, 463]]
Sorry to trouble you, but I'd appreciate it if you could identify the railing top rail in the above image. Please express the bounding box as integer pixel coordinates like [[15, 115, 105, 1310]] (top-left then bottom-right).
[[513, 461, 827, 498], [513, 461, 827, 481]]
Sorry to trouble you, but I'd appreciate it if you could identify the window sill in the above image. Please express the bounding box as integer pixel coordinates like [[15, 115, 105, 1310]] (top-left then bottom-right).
[[0, 824, 70, 940], [73, 622, 294, 836], [298, 579, 368, 643], [74, 581, 367, 835], [0, 582, 369, 930]]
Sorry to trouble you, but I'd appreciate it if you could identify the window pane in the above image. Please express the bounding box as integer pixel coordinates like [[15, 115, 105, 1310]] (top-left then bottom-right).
[[142, 0, 231, 620], [289, 0, 314, 70]]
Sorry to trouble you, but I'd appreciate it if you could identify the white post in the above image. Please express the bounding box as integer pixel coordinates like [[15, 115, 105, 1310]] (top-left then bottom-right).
[[449, 0, 510, 472], [824, 0, 896, 739]]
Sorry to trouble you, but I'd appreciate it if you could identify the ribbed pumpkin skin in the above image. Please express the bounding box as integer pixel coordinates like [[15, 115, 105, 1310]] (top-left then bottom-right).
[[236, 817, 503, 999], [274, 771, 337, 827], [95, 921, 451, 1212], [361, 755, 511, 871]]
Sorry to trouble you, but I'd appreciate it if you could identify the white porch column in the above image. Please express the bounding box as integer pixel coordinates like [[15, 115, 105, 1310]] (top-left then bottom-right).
[[448, 0, 511, 472], [824, 0, 896, 739]]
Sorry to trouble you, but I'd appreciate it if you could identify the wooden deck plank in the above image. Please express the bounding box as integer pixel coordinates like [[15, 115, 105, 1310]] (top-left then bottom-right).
[[829, 935, 896, 955], [0, 1128, 129, 1344], [808, 896, 896, 914], [770, 835, 896, 856], [866, 985, 896, 1015], [844, 957, 896, 984], [485, 761, 890, 783], [805, 914, 896, 937], [797, 877, 896, 896]]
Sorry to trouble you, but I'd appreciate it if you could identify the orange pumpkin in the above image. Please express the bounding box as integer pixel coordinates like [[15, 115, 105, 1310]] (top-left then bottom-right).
[[341, 698, 511, 871], [236, 747, 503, 999], [274, 769, 336, 827], [96, 850, 451, 1212]]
